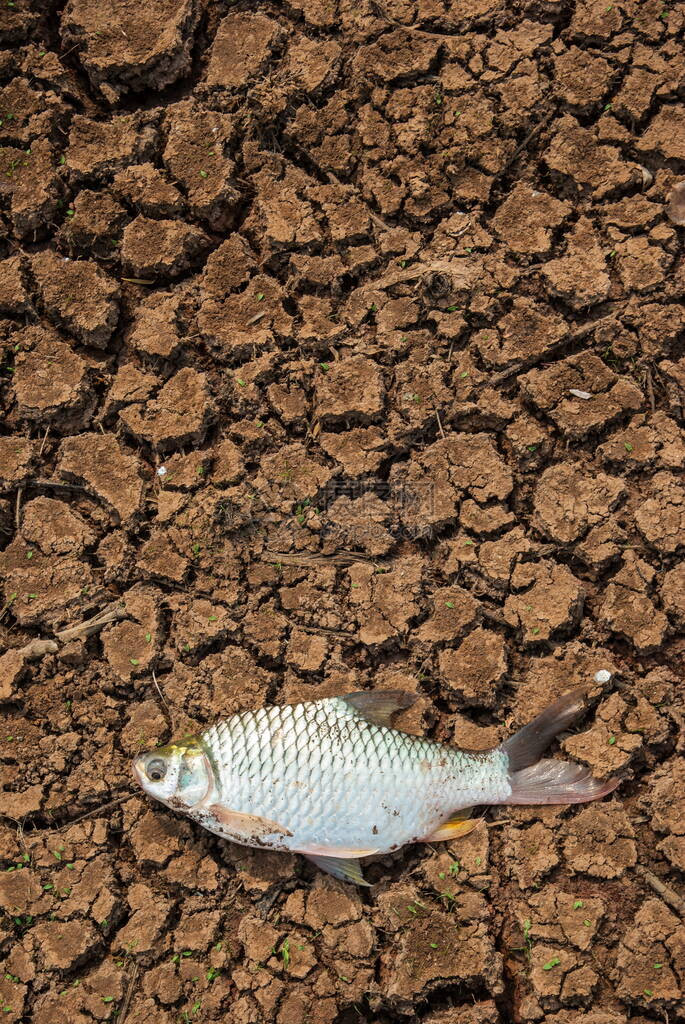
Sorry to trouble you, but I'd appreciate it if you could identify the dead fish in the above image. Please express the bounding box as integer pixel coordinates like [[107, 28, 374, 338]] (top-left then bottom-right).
[[132, 688, 619, 885]]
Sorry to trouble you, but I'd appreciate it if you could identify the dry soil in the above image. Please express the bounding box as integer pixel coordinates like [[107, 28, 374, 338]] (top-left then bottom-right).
[[0, 2, 684, 1023]]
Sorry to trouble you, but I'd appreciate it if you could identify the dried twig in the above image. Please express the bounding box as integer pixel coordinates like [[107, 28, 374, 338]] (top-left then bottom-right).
[[15, 487, 23, 531], [152, 669, 173, 729], [448, 217, 472, 242], [255, 883, 290, 920], [476, 314, 624, 391], [58, 793, 136, 830], [569, 314, 619, 342], [245, 311, 266, 327], [635, 865, 685, 918], [263, 549, 375, 567], [501, 107, 557, 173], [296, 623, 355, 639], [0, 592, 18, 625], [38, 426, 50, 458], [4, 603, 126, 680], [434, 408, 446, 440], [645, 365, 656, 414], [55, 601, 125, 643], [0, 478, 90, 497], [480, 606, 510, 628], [59, 40, 83, 59], [486, 361, 526, 388], [118, 961, 140, 1024], [16, 639, 59, 660]]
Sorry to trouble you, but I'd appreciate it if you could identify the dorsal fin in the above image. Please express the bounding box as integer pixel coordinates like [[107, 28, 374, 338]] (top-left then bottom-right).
[[339, 690, 416, 728]]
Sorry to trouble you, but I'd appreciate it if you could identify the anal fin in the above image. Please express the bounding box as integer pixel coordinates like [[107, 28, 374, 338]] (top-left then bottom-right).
[[421, 809, 481, 843], [305, 854, 371, 886]]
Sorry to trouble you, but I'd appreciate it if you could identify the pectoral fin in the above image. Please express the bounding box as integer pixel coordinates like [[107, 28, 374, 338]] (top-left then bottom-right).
[[421, 809, 480, 843], [207, 804, 293, 838], [305, 854, 371, 886]]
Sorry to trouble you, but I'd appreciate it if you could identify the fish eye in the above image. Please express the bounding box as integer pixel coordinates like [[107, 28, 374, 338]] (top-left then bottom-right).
[[146, 757, 167, 782]]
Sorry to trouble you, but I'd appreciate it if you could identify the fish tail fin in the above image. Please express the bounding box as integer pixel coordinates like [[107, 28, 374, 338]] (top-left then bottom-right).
[[500, 688, 620, 806], [501, 688, 588, 771], [507, 759, 620, 805]]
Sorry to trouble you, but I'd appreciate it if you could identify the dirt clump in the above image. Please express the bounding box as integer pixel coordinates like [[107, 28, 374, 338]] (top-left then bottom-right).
[[542, 217, 611, 309], [57, 432, 145, 522], [490, 183, 570, 255], [121, 216, 211, 279], [113, 163, 185, 218], [533, 463, 626, 544], [66, 112, 157, 182], [32, 251, 119, 348], [61, 0, 200, 103], [11, 326, 96, 430], [205, 12, 285, 91]]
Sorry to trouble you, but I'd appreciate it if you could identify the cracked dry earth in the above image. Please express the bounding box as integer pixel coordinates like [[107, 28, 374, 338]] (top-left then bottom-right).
[[0, 1, 684, 1023]]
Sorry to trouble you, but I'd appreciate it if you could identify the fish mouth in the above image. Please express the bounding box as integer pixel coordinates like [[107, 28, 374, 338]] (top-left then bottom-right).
[[131, 757, 145, 788]]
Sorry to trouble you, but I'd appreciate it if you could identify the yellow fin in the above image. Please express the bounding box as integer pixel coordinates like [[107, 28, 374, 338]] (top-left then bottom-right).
[[421, 810, 480, 843], [207, 804, 293, 838]]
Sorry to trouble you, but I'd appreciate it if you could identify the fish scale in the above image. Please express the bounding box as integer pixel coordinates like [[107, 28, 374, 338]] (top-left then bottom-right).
[[200, 696, 510, 853]]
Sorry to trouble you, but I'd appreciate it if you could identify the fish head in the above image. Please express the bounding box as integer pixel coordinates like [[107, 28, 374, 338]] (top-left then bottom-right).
[[132, 737, 214, 810]]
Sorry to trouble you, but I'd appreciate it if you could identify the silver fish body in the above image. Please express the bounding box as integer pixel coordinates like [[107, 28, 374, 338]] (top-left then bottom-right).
[[197, 697, 511, 854]]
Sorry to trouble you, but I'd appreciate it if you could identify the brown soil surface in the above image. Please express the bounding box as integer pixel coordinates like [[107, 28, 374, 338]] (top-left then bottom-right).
[[1, 2, 684, 1023]]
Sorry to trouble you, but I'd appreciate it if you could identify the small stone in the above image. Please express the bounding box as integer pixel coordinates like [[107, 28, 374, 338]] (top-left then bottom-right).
[[569, 389, 592, 400], [666, 180, 685, 226]]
